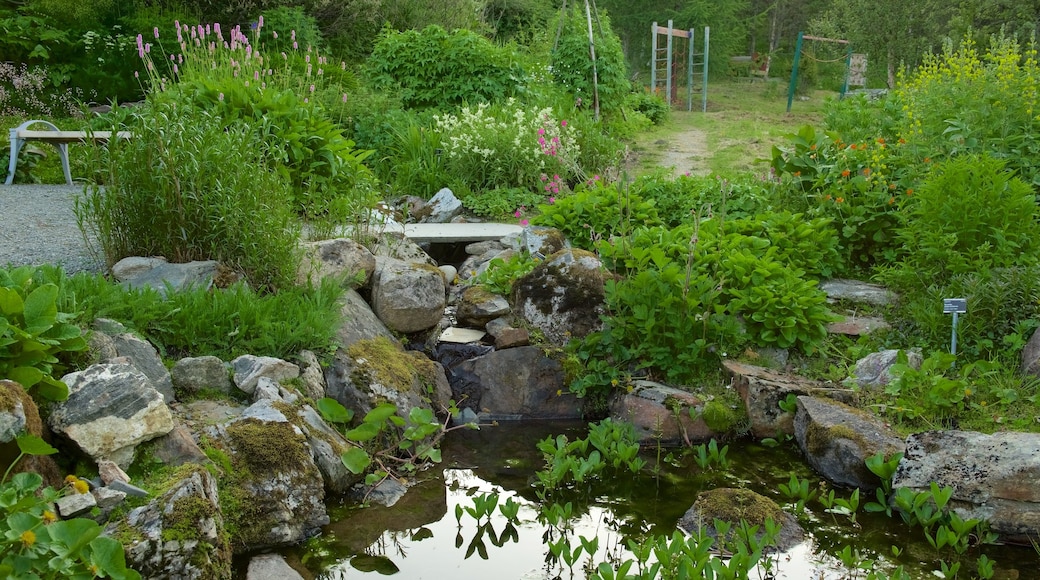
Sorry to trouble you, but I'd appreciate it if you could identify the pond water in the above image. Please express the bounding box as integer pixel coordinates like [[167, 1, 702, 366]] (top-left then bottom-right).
[[278, 421, 1039, 579]]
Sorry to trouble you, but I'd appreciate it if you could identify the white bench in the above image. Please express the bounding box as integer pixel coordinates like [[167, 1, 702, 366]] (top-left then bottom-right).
[[5, 120, 131, 185]]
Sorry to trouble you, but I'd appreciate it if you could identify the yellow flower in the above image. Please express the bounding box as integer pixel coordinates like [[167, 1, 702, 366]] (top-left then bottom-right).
[[72, 478, 89, 495], [20, 530, 36, 548], [42, 510, 57, 524], [964, 388, 972, 398]]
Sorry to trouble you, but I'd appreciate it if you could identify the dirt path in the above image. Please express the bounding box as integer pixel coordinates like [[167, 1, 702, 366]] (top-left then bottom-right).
[[652, 126, 711, 178]]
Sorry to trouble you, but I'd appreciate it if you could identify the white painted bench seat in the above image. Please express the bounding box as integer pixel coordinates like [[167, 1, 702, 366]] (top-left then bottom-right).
[[6, 120, 131, 185]]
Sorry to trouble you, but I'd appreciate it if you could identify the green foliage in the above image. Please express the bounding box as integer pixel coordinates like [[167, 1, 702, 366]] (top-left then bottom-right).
[[0, 437, 141, 579], [533, 419, 645, 495], [0, 266, 87, 401], [258, 6, 325, 54], [864, 451, 903, 516], [548, 5, 629, 114], [723, 211, 842, 279], [317, 398, 473, 487], [892, 154, 1039, 282], [368, 25, 526, 110], [532, 178, 661, 251], [630, 173, 770, 229], [897, 34, 1040, 190], [78, 102, 302, 292], [624, 90, 668, 125], [57, 272, 345, 361], [431, 99, 584, 193], [691, 439, 729, 471], [460, 187, 545, 221], [470, 254, 542, 296], [770, 124, 918, 271]]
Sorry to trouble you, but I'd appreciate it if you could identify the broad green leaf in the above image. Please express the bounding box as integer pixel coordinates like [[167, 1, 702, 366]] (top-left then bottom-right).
[[316, 398, 353, 424], [89, 536, 141, 579], [35, 375, 69, 402], [0, 287, 23, 316], [345, 422, 380, 442], [363, 403, 398, 424], [341, 448, 371, 474], [16, 434, 57, 456], [22, 284, 59, 335], [48, 519, 102, 555], [7, 367, 43, 389]]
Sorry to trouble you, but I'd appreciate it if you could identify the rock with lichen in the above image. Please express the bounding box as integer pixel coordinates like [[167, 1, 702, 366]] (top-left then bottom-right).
[[113, 466, 232, 579], [511, 248, 609, 346], [202, 400, 329, 553], [794, 395, 904, 490], [324, 336, 452, 420], [370, 258, 447, 333]]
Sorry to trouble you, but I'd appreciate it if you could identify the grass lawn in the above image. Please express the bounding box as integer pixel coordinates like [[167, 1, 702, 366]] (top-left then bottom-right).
[[628, 79, 834, 178]]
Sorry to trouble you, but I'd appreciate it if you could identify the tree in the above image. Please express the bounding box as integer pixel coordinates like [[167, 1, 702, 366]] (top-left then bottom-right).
[[810, 0, 954, 88]]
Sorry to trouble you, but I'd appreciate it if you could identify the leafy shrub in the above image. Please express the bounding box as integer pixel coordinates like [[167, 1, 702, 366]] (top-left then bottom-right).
[[549, 5, 629, 115], [625, 90, 669, 125], [896, 34, 1040, 189], [0, 62, 80, 118], [460, 187, 545, 221], [723, 211, 842, 279], [631, 173, 771, 228], [532, 179, 661, 251], [432, 99, 583, 193], [258, 6, 325, 54], [891, 154, 1039, 282], [770, 124, 920, 271], [469, 253, 541, 296], [78, 102, 301, 292], [0, 266, 87, 401], [368, 25, 526, 110], [58, 272, 345, 361], [823, 93, 903, 146]]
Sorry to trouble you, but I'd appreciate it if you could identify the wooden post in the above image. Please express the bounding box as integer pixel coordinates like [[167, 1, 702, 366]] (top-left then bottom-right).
[[786, 31, 804, 113], [584, 0, 600, 120]]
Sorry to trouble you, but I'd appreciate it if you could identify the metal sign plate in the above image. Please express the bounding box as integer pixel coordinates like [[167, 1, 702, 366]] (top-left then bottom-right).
[[943, 298, 967, 314]]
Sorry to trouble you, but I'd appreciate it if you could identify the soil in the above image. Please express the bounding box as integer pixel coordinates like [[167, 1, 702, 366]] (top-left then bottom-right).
[[651, 128, 711, 178]]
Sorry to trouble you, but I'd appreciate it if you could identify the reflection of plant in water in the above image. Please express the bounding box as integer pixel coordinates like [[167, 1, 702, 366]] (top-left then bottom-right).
[[452, 492, 523, 561]]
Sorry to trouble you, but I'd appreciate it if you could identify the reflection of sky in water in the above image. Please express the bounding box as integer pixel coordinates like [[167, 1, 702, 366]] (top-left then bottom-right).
[[317, 468, 882, 580], [308, 426, 1040, 580]]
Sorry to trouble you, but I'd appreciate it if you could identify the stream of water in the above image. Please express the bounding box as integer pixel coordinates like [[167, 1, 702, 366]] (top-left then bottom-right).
[[277, 421, 1039, 579]]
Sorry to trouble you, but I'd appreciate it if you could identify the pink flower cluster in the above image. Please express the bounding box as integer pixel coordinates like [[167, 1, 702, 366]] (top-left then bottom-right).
[[540, 173, 562, 195], [513, 206, 529, 227]]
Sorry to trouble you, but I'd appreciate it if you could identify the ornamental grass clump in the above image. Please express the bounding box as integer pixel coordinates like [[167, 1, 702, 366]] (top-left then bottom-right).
[[78, 101, 301, 292], [126, 18, 378, 232]]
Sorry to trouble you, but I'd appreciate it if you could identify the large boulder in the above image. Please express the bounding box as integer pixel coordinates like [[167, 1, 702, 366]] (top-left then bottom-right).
[[724, 360, 854, 439], [325, 336, 452, 421], [115, 467, 232, 579], [893, 430, 1040, 544], [512, 249, 608, 346], [203, 400, 329, 553], [419, 187, 464, 223], [297, 237, 376, 287], [794, 396, 904, 490], [231, 355, 300, 396], [120, 259, 219, 296], [50, 363, 174, 468], [677, 488, 804, 552], [106, 332, 176, 403], [369, 232, 437, 267], [819, 279, 897, 307], [334, 288, 397, 349], [455, 346, 580, 420], [848, 349, 922, 391], [371, 258, 447, 334], [609, 381, 714, 445]]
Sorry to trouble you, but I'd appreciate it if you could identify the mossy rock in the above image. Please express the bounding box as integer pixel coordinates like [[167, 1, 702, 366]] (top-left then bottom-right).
[[678, 487, 803, 551]]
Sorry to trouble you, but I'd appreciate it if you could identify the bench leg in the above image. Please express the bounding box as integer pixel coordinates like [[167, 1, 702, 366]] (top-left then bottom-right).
[[57, 143, 72, 185], [5, 135, 21, 185]]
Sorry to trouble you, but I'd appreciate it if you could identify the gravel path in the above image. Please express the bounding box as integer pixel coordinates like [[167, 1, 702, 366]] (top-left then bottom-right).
[[0, 184, 105, 275]]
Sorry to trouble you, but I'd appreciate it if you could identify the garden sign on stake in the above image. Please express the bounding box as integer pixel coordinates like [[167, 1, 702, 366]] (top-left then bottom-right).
[[943, 298, 967, 358]]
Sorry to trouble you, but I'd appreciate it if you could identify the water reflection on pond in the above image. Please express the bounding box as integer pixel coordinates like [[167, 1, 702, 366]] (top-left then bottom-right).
[[282, 421, 1039, 580]]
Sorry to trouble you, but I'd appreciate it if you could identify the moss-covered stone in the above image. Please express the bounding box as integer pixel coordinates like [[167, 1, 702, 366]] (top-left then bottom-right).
[[224, 418, 310, 476], [694, 487, 785, 526], [346, 336, 439, 393]]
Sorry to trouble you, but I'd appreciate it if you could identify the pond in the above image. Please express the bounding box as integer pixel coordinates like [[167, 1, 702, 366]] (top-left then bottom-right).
[[277, 421, 1039, 579]]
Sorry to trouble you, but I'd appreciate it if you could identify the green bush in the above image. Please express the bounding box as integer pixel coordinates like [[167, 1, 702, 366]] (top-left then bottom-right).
[[625, 90, 669, 125], [548, 5, 629, 115], [78, 102, 301, 292], [431, 99, 584, 194], [258, 6, 325, 53], [532, 179, 661, 251], [630, 173, 771, 228], [368, 25, 526, 110], [0, 266, 87, 401], [896, 34, 1040, 190], [892, 154, 1040, 282]]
